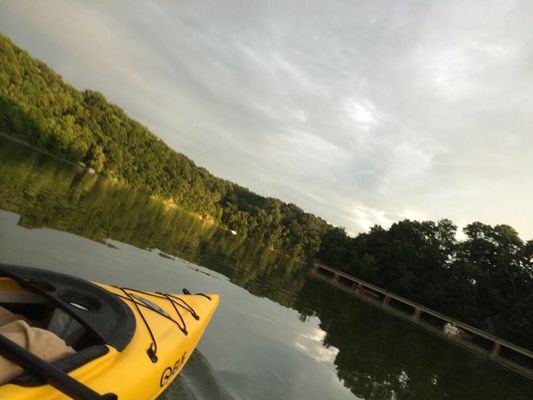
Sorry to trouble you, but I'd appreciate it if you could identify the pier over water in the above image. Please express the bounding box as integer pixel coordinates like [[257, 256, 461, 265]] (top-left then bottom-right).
[[309, 262, 533, 381]]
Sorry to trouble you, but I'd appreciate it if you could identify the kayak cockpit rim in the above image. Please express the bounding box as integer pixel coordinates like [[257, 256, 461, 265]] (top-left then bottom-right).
[[0, 264, 133, 399], [0, 263, 136, 351]]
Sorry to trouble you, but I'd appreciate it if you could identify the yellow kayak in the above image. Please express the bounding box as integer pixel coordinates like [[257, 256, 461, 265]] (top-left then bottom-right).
[[0, 264, 219, 400]]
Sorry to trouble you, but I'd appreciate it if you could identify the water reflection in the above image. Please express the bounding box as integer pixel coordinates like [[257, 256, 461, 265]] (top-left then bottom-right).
[[159, 350, 234, 400], [0, 137, 532, 399]]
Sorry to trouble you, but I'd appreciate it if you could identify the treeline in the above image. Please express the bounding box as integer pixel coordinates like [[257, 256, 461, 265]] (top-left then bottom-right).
[[317, 220, 533, 348], [0, 34, 329, 259]]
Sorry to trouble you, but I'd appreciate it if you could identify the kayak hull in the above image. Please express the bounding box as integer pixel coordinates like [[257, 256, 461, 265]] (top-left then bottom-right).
[[0, 270, 219, 400]]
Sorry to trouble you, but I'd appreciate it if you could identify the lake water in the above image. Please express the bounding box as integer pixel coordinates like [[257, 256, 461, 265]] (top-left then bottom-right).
[[0, 136, 531, 400]]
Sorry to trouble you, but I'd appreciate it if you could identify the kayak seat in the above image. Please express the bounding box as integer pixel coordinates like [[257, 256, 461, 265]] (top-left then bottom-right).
[[10, 344, 109, 387], [45, 307, 86, 349], [2, 296, 101, 350]]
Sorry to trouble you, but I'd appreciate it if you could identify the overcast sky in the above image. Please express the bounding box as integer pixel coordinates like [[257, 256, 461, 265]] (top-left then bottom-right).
[[1, 0, 532, 239]]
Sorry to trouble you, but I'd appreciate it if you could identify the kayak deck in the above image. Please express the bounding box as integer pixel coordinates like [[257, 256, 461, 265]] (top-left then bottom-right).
[[0, 264, 219, 400]]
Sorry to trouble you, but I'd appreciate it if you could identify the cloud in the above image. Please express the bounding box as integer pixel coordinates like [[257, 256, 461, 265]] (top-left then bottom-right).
[[1, 0, 533, 239], [344, 99, 378, 131], [352, 204, 393, 232]]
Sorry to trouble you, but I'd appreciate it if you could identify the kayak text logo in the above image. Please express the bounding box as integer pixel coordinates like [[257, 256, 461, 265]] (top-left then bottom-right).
[[160, 351, 188, 387]]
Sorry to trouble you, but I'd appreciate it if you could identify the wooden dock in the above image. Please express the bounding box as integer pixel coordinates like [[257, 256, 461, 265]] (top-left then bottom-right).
[[309, 262, 533, 381]]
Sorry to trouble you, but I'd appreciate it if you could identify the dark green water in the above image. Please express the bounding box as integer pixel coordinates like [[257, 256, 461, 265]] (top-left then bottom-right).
[[0, 136, 531, 400]]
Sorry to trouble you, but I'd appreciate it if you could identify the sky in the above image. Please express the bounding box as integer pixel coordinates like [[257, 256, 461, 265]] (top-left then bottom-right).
[[1, 0, 532, 239]]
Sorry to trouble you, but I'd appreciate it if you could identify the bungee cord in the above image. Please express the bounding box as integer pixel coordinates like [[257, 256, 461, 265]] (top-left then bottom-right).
[[113, 287, 211, 363]]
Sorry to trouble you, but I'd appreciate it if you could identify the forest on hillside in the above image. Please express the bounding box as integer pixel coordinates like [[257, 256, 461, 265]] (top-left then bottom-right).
[[0, 34, 329, 260], [317, 220, 533, 348], [1, 34, 531, 348]]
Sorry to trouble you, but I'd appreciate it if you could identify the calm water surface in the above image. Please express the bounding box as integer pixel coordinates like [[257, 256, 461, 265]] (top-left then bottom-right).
[[0, 137, 531, 400]]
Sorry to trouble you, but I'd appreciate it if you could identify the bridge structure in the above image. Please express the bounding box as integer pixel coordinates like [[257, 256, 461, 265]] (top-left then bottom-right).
[[309, 261, 533, 381]]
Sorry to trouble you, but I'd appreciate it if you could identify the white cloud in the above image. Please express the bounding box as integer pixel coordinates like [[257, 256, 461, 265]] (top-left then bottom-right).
[[344, 99, 378, 130], [352, 204, 393, 232]]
